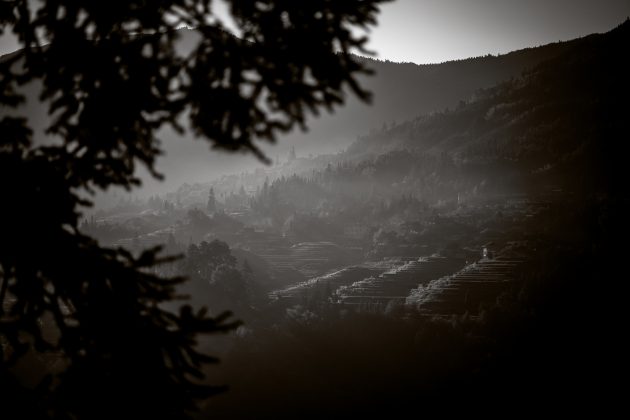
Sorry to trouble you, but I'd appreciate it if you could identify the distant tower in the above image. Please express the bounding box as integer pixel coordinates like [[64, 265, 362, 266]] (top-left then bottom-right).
[[207, 187, 216, 214], [288, 145, 296, 161]]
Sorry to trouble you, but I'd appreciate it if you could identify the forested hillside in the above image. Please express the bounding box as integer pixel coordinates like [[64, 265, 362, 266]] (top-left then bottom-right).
[[346, 20, 630, 197], [1, 27, 591, 195]]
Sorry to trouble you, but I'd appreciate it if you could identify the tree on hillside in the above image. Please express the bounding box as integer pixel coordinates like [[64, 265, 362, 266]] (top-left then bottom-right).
[[207, 187, 217, 214], [182, 240, 236, 282], [0, 0, 389, 418]]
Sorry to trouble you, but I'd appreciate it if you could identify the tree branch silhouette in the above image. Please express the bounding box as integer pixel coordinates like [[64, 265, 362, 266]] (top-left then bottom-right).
[[1, 0, 389, 418]]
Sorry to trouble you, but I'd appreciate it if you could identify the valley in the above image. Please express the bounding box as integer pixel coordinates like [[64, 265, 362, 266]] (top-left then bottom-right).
[[3, 17, 627, 418]]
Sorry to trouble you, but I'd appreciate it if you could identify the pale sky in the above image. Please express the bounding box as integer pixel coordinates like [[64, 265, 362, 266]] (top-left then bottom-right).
[[1, 1, 629, 63], [365, 0, 630, 63]]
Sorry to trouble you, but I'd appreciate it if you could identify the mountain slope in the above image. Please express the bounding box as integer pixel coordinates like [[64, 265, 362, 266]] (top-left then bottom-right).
[[142, 32, 593, 194], [346, 20, 630, 195], [1, 26, 611, 195]]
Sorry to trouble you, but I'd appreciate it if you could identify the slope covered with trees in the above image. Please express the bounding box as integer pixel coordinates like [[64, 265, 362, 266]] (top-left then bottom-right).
[[1, 23, 595, 195], [347, 20, 630, 197]]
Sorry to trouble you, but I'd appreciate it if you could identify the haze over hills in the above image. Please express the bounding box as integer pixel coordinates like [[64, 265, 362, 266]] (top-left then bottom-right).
[[344, 19, 630, 194], [91, 19, 629, 281], [144, 24, 628, 196], [76, 19, 628, 287], [148, 20, 629, 211], [148, 30, 590, 194], [1, 26, 602, 197], [2, 21, 626, 210]]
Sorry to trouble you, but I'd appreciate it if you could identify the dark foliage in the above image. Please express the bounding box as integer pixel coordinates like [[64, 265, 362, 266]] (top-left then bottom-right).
[[0, 1, 388, 418], [179, 240, 260, 314]]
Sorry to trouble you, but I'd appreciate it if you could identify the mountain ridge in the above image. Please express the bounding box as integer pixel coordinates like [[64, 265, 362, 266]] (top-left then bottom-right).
[[150, 26, 609, 195], [4, 22, 626, 196], [342, 19, 630, 196]]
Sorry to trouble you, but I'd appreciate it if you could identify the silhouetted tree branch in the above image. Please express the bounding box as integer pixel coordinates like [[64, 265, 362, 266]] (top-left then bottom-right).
[[0, 0, 389, 418]]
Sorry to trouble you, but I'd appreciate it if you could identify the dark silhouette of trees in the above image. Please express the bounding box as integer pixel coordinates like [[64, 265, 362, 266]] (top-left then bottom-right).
[[179, 240, 258, 317], [0, 1, 389, 418], [182, 240, 236, 283], [207, 187, 216, 214]]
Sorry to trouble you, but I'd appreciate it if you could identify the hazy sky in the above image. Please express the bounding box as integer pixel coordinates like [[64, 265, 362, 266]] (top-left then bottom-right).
[[365, 0, 630, 63], [1, 1, 629, 62]]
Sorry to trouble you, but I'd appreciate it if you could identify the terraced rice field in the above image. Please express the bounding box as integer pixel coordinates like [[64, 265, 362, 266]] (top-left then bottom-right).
[[406, 255, 525, 316], [335, 255, 466, 306]]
